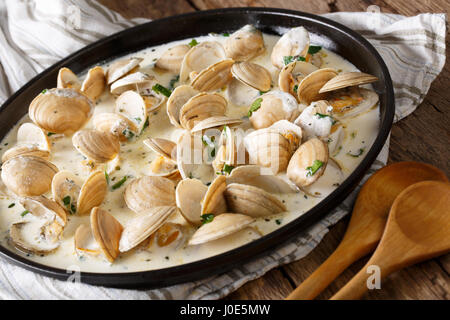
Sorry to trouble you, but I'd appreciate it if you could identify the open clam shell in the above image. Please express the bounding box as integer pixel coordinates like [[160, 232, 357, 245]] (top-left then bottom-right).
[[124, 176, 176, 213], [20, 195, 67, 227], [224, 183, 286, 217], [227, 77, 260, 107], [231, 61, 271, 92], [278, 60, 318, 98], [179, 92, 227, 130], [90, 207, 124, 262], [77, 171, 108, 215], [175, 178, 208, 225], [1, 156, 58, 196], [249, 90, 299, 130], [190, 116, 242, 133], [156, 44, 190, 73], [93, 112, 138, 142], [29, 88, 93, 135], [115, 90, 148, 134], [119, 206, 177, 252], [143, 137, 177, 160], [51, 170, 81, 214], [72, 129, 120, 163], [319, 72, 378, 94], [150, 222, 186, 249], [271, 26, 310, 69], [75, 224, 101, 256], [287, 138, 329, 187], [166, 85, 199, 128], [1, 146, 50, 163], [179, 41, 226, 83], [191, 59, 234, 92], [81, 66, 106, 101], [148, 156, 181, 181], [10, 220, 60, 255], [57, 67, 81, 91], [201, 175, 227, 215], [224, 25, 265, 61], [106, 57, 143, 84], [188, 213, 255, 245], [327, 87, 379, 119], [297, 68, 338, 104]]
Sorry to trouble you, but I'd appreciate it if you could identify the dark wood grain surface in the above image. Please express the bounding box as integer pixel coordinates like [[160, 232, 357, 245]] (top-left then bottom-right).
[[98, 0, 450, 300]]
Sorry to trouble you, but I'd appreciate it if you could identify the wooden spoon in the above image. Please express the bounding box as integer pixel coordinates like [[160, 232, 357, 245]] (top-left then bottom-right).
[[286, 162, 447, 300], [331, 180, 450, 299]]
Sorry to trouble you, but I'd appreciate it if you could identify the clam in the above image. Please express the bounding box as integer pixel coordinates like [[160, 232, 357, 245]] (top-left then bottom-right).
[[287, 138, 329, 187], [231, 61, 271, 92], [278, 60, 318, 99], [319, 72, 379, 94], [224, 183, 286, 217], [124, 176, 176, 213], [19, 196, 67, 228], [249, 90, 299, 130], [188, 213, 255, 245], [175, 178, 207, 225], [294, 100, 335, 139], [224, 25, 265, 61], [80, 66, 106, 101], [28, 88, 93, 135], [119, 206, 177, 252], [74, 224, 101, 256], [93, 112, 138, 142], [179, 41, 226, 83], [226, 165, 299, 194], [227, 77, 260, 107], [191, 59, 234, 92], [1, 156, 58, 196], [179, 92, 227, 131], [201, 175, 227, 215], [106, 57, 143, 84], [166, 85, 199, 128], [296, 68, 338, 104], [72, 129, 120, 163], [1, 146, 50, 163], [271, 26, 310, 69], [212, 125, 248, 172], [10, 221, 60, 255], [57, 67, 81, 91], [326, 87, 379, 119], [190, 116, 242, 133], [148, 156, 181, 181], [143, 137, 177, 160], [147, 222, 186, 249], [52, 170, 107, 215], [156, 44, 190, 73], [115, 90, 148, 134]]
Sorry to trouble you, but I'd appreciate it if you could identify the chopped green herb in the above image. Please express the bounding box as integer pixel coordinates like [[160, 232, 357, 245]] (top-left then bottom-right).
[[202, 135, 216, 158], [105, 171, 110, 185], [152, 83, 172, 97], [350, 131, 357, 139], [201, 213, 215, 224], [217, 164, 234, 175], [134, 117, 142, 123], [293, 84, 298, 93], [222, 32, 230, 37], [63, 196, 71, 206], [122, 128, 135, 140], [283, 55, 306, 65], [188, 172, 194, 179], [8, 203, 15, 208], [308, 45, 322, 55], [169, 75, 179, 90], [248, 98, 263, 117], [47, 132, 56, 136], [41, 89, 47, 94], [275, 219, 282, 225], [188, 39, 198, 47], [347, 148, 365, 158], [62, 196, 76, 214], [306, 160, 324, 177], [142, 117, 149, 132], [20, 210, 29, 217], [316, 113, 337, 124], [71, 204, 76, 214], [112, 176, 127, 190]]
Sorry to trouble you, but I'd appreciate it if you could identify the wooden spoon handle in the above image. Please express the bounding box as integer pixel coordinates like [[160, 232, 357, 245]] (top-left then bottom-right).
[[286, 240, 375, 300]]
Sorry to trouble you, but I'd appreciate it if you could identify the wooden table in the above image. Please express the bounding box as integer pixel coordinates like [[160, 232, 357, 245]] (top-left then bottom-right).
[[99, 0, 450, 300]]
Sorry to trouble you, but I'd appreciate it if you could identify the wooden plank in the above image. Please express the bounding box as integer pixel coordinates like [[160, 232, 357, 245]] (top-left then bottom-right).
[[97, 0, 195, 19]]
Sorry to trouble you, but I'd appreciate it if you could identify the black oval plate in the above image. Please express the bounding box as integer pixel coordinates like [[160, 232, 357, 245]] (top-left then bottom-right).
[[0, 8, 394, 288]]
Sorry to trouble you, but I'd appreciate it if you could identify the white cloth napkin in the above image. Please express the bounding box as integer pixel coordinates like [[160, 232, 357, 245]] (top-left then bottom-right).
[[0, 0, 446, 300]]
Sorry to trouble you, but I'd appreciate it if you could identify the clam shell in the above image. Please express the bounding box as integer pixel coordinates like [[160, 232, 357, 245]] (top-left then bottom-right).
[[143, 137, 177, 160], [72, 129, 120, 163], [212, 125, 248, 171], [166, 85, 199, 128], [224, 183, 286, 217], [81, 66, 106, 101], [1, 146, 50, 162], [227, 77, 260, 107], [119, 206, 176, 252], [74, 224, 101, 256], [179, 92, 227, 130], [115, 90, 148, 133], [180, 41, 226, 82], [224, 25, 265, 61], [110, 72, 155, 97], [77, 171, 107, 215], [191, 59, 234, 92], [287, 138, 329, 187], [175, 178, 208, 225], [148, 156, 181, 181], [124, 176, 176, 213], [231, 61, 271, 92], [91, 207, 124, 262], [20, 195, 67, 227], [1, 156, 58, 196], [319, 72, 379, 93], [188, 213, 255, 245], [156, 44, 190, 73], [271, 26, 310, 69], [29, 88, 93, 135], [297, 68, 338, 104], [51, 170, 81, 213], [17, 122, 51, 150], [57, 67, 81, 91], [151, 222, 186, 248], [190, 116, 242, 133], [106, 57, 143, 84], [278, 61, 318, 98], [201, 175, 227, 215], [249, 90, 299, 130], [10, 221, 60, 255], [328, 88, 379, 119], [93, 112, 138, 142]]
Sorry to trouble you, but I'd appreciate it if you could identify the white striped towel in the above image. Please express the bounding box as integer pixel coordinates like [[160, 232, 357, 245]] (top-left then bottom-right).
[[0, 0, 446, 299]]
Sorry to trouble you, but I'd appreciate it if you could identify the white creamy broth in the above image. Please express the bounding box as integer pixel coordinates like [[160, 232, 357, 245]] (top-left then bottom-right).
[[0, 32, 379, 273]]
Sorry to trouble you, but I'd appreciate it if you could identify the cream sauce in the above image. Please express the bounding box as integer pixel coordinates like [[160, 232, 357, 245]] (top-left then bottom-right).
[[0, 32, 379, 273]]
